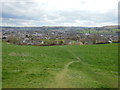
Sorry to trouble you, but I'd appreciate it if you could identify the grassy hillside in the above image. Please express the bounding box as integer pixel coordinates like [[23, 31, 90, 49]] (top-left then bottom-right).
[[2, 43, 118, 88], [79, 29, 120, 34]]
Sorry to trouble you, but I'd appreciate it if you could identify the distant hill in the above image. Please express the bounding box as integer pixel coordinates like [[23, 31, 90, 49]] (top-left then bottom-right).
[[94, 25, 118, 30], [102, 25, 118, 29], [1, 25, 118, 31]]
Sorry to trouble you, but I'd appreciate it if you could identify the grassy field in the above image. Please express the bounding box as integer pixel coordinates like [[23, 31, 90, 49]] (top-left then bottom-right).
[[0, 41, 2, 89], [78, 29, 120, 34], [2, 43, 118, 88]]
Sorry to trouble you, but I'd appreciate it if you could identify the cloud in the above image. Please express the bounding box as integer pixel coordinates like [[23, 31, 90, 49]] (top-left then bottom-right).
[[1, 0, 119, 27]]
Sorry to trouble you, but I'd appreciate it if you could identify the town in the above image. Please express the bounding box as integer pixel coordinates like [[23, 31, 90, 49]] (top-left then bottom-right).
[[1, 25, 119, 46]]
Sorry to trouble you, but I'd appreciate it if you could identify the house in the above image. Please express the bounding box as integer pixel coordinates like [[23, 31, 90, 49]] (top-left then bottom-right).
[[41, 41, 44, 44], [108, 40, 112, 43]]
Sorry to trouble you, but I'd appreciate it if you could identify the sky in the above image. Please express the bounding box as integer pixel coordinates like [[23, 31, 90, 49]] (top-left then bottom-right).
[[0, 0, 119, 27]]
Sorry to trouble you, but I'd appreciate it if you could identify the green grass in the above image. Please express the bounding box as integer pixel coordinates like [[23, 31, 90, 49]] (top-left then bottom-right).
[[2, 43, 118, 88], [0, 41, 2, 89], [78, 29, 119, 34]]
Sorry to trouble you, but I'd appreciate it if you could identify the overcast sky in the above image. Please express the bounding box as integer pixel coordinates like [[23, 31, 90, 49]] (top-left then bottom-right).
[[0, 0, 119, 27]]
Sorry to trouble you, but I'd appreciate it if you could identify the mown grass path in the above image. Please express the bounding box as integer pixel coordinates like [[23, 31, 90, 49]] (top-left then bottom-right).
[[47, 46, 82, 88], [47, 47, 84, 88], [53, 61, 74, 88]]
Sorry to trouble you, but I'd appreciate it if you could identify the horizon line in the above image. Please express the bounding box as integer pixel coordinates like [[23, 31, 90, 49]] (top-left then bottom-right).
[[0, 25, 118, 28]]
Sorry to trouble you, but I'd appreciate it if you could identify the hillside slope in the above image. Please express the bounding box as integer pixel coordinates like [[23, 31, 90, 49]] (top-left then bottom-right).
[[2, 43, 118, 88]]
